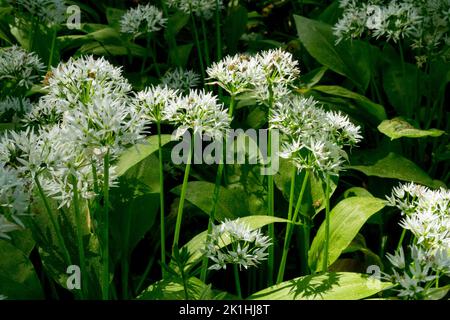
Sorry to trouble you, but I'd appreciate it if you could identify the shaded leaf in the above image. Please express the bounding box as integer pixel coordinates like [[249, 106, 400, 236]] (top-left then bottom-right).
[[378, 117, 444, 140]]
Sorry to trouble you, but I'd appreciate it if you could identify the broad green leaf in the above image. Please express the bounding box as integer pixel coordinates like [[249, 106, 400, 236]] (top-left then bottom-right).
[[383, 62, 422, 116], [116, 135, 172, 176], [181, 216, 288, 269], [294, 15, 374, 92], [300, 66, 328, 89], [308, 197, 386, 272], [171, 181, 263, 221], [312, 85, 387, 122], [248, 272, 391, 300], [0, 240, 43, 299], [105, 7, 125, 30], [425, 285, 450, 300], [169, 43, 194, 68], [224, 6, 248, 54], [349, 152, 444, 188], [138, 277, 233, 300], [165, 11, 190, 38], [378, 117, 445, 140]]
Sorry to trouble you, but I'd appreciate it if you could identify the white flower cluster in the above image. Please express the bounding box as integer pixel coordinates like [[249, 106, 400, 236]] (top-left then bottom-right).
[[161, 68, 200, 93], [9, 0, 67, 25], [0, 165, 29, 239], [25, 55, 132, 127], [207, 49, 300, 103], [133, 85, 179, 123], [334, 0, 450, 63], [384, 245, 449, 299], [0, 46, 45, 90], [167, 0, 223, 20], [120, 4, 167, 38], [169, 89, 231, 139], [1, 56, 148, 209], [387, 183, 450, 251], [204, 218, 272, 270], [0, 97, 33, 121], [270, 96, 362, 176]]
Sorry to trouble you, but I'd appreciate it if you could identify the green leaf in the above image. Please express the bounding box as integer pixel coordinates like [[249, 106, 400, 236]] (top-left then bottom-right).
[[300, 66, 328, 89], [169, 43, 194, 68], [294, 15, 374, 92], [378, 117, 445, 140], [248, 272, 391, 300], [425, 285, 450, 300], [105, 7, 125, 30], [181, 216, 288, 269], [224, 6, 248, 55], [0, 240, 44, 299], [138, 277, 232, 300], [312, 85, 387, 122], [349, 152, 444, 188], [308, 197, 386, 272], [383, 62, 422, 116], [171, 181, 261, 221], [116, 135, 172, 176]]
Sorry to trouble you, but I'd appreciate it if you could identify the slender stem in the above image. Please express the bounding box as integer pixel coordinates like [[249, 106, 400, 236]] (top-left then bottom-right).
[[233, 264, 242, 299], [48, 27, 57, 70], [276, 166, 296, 283], [34, 176, 73, 268], [71, 174, 88, 298], [157, 121, 166, 278], [200, 18, 211, 67], [215, 0, 223, 97], [172, 135, 194, 253], [397, 228, 407, 251], [322, 175, 330, 272], [102, 151, 110, 300], [190, 12, 206, 81], [277, 170, 310, 283], [200, 96, 235, 282]]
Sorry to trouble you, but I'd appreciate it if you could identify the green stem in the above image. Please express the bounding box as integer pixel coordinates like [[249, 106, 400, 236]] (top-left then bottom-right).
[[71, 174, 88, 298], [102, 151, 110, 300], [233, 264, 242, 299], [277, 170, 309, 283], [157, 121, 166, 278], [190, 13, 206, 81], [200, 18, 211, 67], [200, 96, 235, 282], [34, 176, 73, 269], [267, 86, 275, 286], [172, 134, 194, 253], [48, 27, 57, 70], [397, 228, 407, 251], [322, 175, 330, 272]]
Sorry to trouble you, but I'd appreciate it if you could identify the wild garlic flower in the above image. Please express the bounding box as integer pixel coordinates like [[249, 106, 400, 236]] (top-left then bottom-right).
[[37, 56, 132, 123], [133, 85, 179, 123], [0, 165, 29, 239], [169, 90, 231, 139], [9, 0, 67, 25], [256, 49, 300, 87], [0, 46, 45, 90], [0, 97, 33, 121], [204, 218, 272, 271], [384, 245, 448, 299], [334, 0, 450, 63], [270, 96, 362, 176], [387, 183, 450, 251], [206, 54, 263, 96], [161, 68, 200, 93], [120, 4, 167, 38], [167, 0, 223, 20]]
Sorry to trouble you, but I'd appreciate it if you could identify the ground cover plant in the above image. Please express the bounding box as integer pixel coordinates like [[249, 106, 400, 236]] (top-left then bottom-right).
[[0, 0, 449, 301]]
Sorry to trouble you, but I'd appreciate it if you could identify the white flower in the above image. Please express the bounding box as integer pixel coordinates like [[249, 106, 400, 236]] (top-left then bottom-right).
[[161, 68, 200, 93], [0, 45, 45, 90], [9, 0, 67, 25], [270, 95, 361, 176], [387, 247, 406, 269], [120, 4, 167, 38], [167, 0, 223, 20], [0, 97, 33, 121], [204, 218, 271, 270], [169, 89, 231, 139], [133, 85, 179, 123]]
